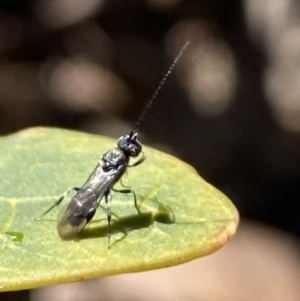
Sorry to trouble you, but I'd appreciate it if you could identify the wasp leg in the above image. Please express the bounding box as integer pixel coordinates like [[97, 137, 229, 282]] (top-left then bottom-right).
[[112, 187, 141, 215], [105, 190, 112, 249], [37, 187, 80, 219], [128, 152, 146, 167]]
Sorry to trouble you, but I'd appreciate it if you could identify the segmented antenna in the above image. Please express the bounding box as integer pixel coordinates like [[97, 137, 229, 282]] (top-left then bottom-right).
[[132, 41, 190, 131]]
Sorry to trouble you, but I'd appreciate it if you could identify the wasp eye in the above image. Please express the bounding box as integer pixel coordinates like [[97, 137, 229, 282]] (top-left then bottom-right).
[[118, 133, 142, 157], [130, 141, 142, 157]]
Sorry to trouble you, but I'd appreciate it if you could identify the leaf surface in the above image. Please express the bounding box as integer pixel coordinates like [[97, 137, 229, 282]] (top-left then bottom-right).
[[0, 127, 239, 291]]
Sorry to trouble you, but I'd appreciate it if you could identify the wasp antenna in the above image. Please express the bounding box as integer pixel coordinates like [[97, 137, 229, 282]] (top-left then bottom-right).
[[132, 41, 190, 132]]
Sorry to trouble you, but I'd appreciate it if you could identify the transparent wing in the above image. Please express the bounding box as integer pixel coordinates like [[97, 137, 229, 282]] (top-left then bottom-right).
[[57, 206, 87, 239], [57, 192, 98, 239], [56, 162, 121, 239]]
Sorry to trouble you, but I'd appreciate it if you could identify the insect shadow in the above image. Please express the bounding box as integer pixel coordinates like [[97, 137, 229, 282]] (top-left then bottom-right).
[[75, 198, 175, 244]]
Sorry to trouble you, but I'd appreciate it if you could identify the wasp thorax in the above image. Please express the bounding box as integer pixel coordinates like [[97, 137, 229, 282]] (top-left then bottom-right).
[[102, 148, 125, 169], [117, 132, 142, 157]]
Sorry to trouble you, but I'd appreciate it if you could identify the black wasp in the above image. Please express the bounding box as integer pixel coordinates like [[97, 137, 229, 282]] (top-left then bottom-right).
[[39, 41, 190, 247]]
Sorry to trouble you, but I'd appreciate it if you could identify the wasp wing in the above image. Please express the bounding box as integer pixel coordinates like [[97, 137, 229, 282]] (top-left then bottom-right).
[[57, 191, 98, 239], [57, 165, 119, 239]]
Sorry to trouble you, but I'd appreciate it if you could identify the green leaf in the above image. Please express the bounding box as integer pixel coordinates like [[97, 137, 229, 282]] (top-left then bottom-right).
[[0, 127, 239, 291]]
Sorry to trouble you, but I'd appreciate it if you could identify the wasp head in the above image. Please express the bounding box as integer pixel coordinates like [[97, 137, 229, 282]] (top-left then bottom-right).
[[117, 132, 142, 157]]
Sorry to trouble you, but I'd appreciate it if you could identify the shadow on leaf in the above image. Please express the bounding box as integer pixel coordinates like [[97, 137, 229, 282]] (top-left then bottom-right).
[[77, 202, 175, 241]]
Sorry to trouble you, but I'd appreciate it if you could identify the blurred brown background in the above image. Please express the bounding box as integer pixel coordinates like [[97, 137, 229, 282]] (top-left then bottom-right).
[[1, 0, 300, 300]]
